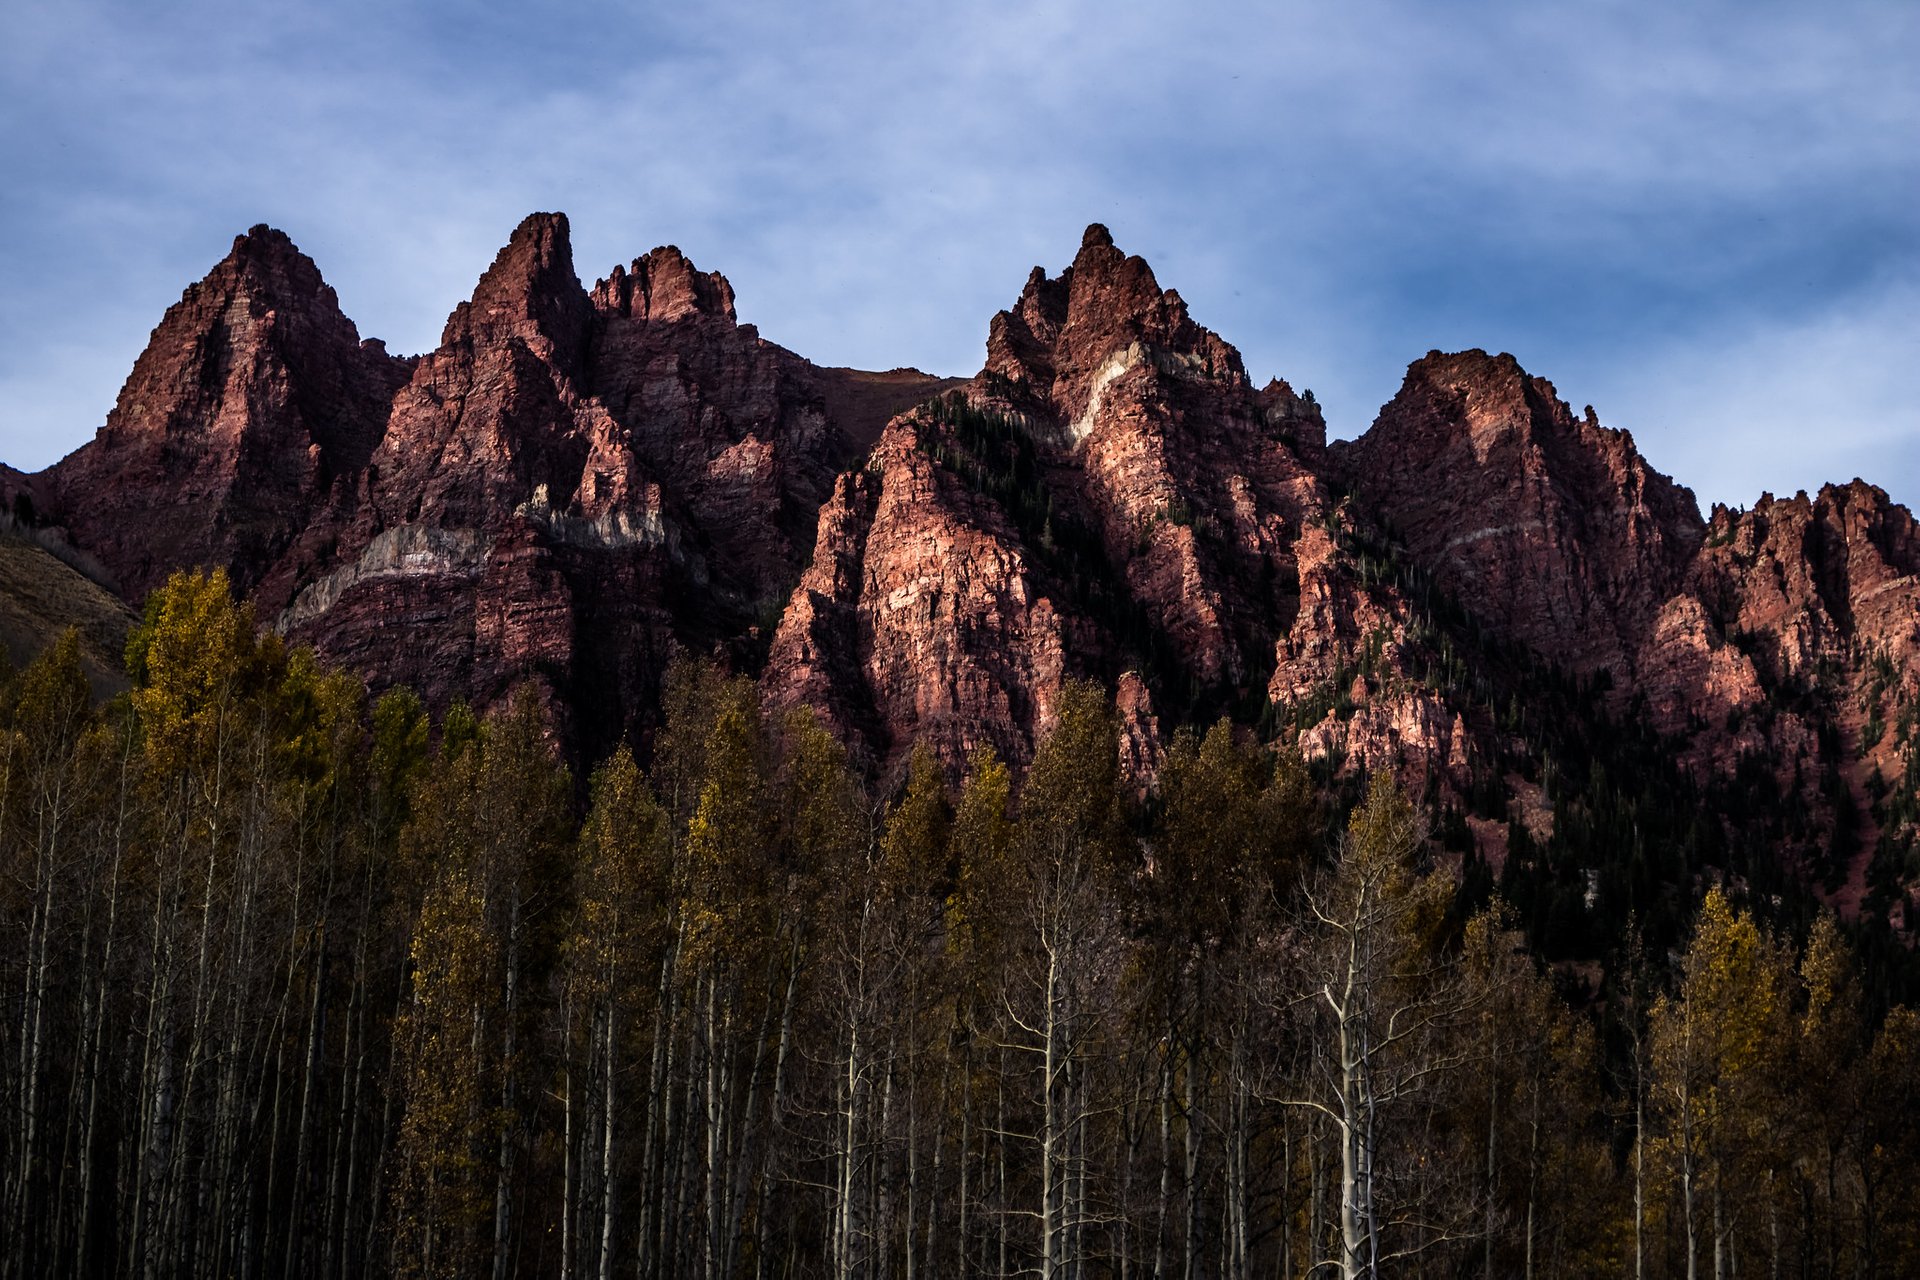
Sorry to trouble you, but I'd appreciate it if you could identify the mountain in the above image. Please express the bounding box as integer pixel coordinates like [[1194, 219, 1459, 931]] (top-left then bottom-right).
[[1335, 349, 1706, 680], [10, 214, 1916, 931], [43, 226, 413, 602], [29, 214, 955, 753], [764, 223, 1342, 774]]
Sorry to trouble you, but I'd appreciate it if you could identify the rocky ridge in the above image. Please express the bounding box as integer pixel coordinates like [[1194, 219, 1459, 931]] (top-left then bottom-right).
[[32, 214, 954, 751], [11, 213, 1917, 926], [47, 226, 413, 601]]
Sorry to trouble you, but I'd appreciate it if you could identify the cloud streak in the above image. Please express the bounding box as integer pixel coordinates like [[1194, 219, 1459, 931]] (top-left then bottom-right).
[[2, 0, 1914, 512]]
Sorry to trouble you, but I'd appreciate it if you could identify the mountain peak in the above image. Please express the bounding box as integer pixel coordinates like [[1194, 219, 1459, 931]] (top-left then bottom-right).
[[441, 211, 590, 370], [1340, 347, 1705, 678], [591, 244, 737, 323], [42, 220, 409, 598], [231, 223, 304, 263], [191, 223, 341, 320], [984, 225, 1239, 421]]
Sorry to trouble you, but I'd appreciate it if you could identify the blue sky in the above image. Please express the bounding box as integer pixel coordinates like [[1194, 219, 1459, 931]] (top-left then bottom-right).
[[3, 0, 1915, 512]]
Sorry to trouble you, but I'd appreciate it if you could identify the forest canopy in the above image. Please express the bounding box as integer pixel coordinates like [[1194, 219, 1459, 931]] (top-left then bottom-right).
[[2, 569, 1917, 1278]]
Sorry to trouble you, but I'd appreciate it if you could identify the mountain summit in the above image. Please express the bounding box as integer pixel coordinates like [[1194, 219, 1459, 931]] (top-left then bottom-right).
[[11, 213, 1917, 927]]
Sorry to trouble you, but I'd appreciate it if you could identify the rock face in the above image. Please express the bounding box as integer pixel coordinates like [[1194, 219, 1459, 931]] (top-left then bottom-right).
[[755, 229, 1915, 925], [1694, 483, 1920, 685], [765, 225, 1340, 774], [44, 227, 413, 600], [1679, 484, 1920, 905], [14, 211, 1919, 922], [1336, 349, 1705, 682], [35, 214, 952, 754]]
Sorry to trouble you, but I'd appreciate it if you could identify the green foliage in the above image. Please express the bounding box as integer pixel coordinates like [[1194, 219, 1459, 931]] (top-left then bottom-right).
[[1015, 679, 1127, 869], [4, 590, 1920, 1278], [880, 741, 952, 901], [1152, 719, 1312, 940], [680, 684, 777, 972]]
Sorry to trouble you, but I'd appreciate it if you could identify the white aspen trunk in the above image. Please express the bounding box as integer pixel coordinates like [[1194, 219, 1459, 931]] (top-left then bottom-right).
[[75, 870, 118, 1280], [905, 1071, 918, 1280], [134, 851, 181, 1280], [1333, 930, 1368, 1280], [659, 1005, 690, 1275], [1229, 1022, 1250, 1280], [324, 853, 377, 1280], [76, 743, 134, 1280], [877, 1048, 896, 1277], [12, 802, 60, 1264], [1634, 1073, 1645, 1280], [1681, 1101, 1697, 1280], [494, 895, 522, 1280], [837, 999, 863, 1280], [1712, 1170, 1726, 1280], [922, 1052, 948, 1280], [1767, 1172, 1779, 1280], [600, 988, 618, 1280], [364, 1001, 407, 1280], [561, 996, 576, 1280], [754, 944, 799, 1280], [1183, 1031, 1200, 1280], [1042, 945, 1063, 1280], [17, 863, 52, 1262], [467, 988, 488, 1267], [997, 1073, 1008, 1280], [638, 929, 680, 1277], [1339, 1021, 1365, 1280], [674, 1006, 705, 1273], [324, 956, 363, 1280], [285, 932, 327, 1280], [169, 823, 221, 1276], [1524, 1167, 1536, 1280], [53, 901, 91, 1271], [170, 707, 230, 1280], [1360, 1025, 1378, 1280], [1155, 1049, 1171, 1280], [722, 964, 775, 1280], [704, 977, 726, 1280], [1065, 1052, 1082, 1280], [956, 1047, 970, 1279]]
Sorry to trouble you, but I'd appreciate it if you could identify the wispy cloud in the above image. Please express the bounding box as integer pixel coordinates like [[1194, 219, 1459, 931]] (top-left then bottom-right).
[[2, 0, 1914, 510], [1576, 268, 1920, 512]]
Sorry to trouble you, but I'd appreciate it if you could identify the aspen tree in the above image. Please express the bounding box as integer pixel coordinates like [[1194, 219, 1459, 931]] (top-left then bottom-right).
[[1789, 913, 1862, 1275], [956, 682, 1131, 1279], [1, 633, 106, 1274], [1851, 1004, 1920, 1273], [388, 689, 571, 1280], [1459, 905, 1617, 1278], [563, 748, 670, 1280], [1271, 770, 1473, 1280], [946, 747, 1013, 1276], [875, 743, 953, 1280], [1650, 887, 1789, 1280], [1143, 721, 1309, 1279], [680, 684, 779, 1280], [122, 569, 282, 1277]]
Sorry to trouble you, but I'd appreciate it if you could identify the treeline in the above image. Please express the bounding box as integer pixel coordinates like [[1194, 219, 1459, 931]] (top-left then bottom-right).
[[2, 570, 1918, 1279]]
